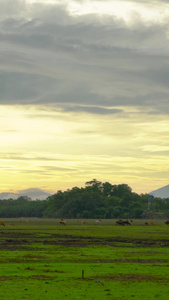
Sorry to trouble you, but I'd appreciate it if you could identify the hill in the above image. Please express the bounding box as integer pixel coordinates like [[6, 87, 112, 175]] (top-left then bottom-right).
[[149, 184, 169, 199], [0, 188, 51, 200]]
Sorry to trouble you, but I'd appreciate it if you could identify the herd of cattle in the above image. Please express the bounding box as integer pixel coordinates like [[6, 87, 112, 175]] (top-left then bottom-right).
[[59, 219, 103, 225], [58, 219, 169, 226], [0, 222, 14, 227], [115, 219, 156, 226], [1, 220, 169, 227]]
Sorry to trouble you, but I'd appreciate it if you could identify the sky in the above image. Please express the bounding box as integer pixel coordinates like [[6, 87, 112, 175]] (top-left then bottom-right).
[[1, 0, 169, 195]]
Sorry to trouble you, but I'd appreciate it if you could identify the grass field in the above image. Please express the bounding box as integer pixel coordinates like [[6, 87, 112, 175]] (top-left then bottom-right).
[[0, 218, 169, 300]]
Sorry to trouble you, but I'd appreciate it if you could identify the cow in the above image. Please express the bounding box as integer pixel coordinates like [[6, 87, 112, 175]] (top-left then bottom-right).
[[116, 220, 125, 226], [9, 222, 14, 226], [149, 220, 154, 225], [95, 219, 102, 225], [123, 220, 131, 225], [0, 221, 5, 227], [81, 221, 86, 225], [59, 219, 66, 225], [165, 220, 169, 225], [116, 219, 131, 226]]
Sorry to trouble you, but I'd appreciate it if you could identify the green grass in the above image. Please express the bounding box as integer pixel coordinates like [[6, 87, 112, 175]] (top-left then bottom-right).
[[0, 219, 169, 299]]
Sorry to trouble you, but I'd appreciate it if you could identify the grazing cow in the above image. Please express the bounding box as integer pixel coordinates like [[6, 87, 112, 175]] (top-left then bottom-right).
[[123, 220, 131, 225], [95, 219, 102, 225], [165, 220, 169, 225], [59, 219, 66, 225], [145, 222, 149, 225], [81, 221, 86, 225], [116, 219, 131, 226], [116, 220, 125, 226], [149, 220, 154, 225], [0, 221, 5, 227]]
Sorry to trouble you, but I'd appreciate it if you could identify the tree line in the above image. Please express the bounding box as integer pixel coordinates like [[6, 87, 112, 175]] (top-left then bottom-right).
[[0, 179, 169, 219]]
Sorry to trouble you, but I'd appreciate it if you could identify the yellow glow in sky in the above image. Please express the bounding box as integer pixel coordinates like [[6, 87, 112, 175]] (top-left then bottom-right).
[[1, 105, 169, 194], [26, 0, 169, 22]]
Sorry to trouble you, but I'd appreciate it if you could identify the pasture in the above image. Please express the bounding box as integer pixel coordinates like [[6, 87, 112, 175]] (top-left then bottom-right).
[[0, 218, 169, 300]]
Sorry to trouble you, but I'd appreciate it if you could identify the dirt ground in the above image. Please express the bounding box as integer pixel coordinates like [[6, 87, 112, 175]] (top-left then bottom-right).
[[1, 230, 169, 250]]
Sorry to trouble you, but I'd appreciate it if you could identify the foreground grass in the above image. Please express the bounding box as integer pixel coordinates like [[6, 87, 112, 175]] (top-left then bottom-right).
[[0, 219, 169, 299]]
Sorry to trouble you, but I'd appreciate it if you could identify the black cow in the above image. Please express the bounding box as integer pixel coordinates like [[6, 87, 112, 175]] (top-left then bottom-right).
[[59, 219, 66, 225], [116, 220, 125, 226], [123, 220, 131, 225], [116, 220, 131, 226]]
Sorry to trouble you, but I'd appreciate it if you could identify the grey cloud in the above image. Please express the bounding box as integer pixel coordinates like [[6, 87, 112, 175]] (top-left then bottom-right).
[[1, 13, 168, 54], [61, 105, 123, 114], [0, 1, 169, 115], [0, 0, 26, 20], [0, 71, 57, 103], [20, 165, 78, 177]]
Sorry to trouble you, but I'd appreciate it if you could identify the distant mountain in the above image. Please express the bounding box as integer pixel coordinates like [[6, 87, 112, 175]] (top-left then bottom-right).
[[149, 184, 169, 199], [0, 192, 18, 200], [0, 188, 51, 200]]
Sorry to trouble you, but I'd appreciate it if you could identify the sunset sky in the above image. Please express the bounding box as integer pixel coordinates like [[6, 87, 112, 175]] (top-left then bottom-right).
[[1, 0, 169, 195]]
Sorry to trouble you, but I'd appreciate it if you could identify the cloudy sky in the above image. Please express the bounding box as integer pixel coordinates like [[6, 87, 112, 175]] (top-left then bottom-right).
[[1, 0, 169, 195]]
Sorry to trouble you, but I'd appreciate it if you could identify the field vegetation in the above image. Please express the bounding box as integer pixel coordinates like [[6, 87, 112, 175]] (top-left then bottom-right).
[[0, 218, 169, 299]]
